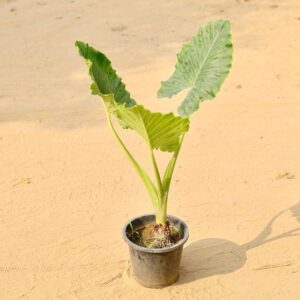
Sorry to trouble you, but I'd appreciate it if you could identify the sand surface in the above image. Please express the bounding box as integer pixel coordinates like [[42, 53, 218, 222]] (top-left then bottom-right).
[[1, 0, 300, 299]]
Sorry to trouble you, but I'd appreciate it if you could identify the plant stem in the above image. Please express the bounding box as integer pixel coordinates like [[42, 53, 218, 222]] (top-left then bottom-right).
[[155, 133, 186, 225], [155, 203, 167, 224], [150, 150, 166, 224], [162, 133, 185, 201], [150, 150, 163, 202], [104, 109, 159, 207]]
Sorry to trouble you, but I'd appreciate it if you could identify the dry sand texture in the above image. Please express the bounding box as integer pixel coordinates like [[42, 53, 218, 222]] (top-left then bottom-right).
[[1, 0, 300, 299]]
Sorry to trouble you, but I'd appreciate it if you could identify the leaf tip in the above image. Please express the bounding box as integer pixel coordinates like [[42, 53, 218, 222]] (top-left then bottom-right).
[[75, 40, 89, 58], [75, 40, 84, 49]]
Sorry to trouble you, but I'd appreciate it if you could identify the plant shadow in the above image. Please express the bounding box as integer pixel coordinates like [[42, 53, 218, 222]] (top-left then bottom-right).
[[178, 202, 300, 284]]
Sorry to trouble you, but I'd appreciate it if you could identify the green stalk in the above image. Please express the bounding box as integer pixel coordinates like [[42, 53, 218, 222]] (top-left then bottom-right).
[[105, 109, 159, 208], [155, 197, 167, 225], [150, 150, 166, 224], [154, 133, 186, 225], [150, 150, 163, 200], [161, 133, 185, 207]]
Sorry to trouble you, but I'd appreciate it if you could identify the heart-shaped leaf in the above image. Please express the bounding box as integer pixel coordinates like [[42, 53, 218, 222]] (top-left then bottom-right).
[[157, 20, 233, 117]]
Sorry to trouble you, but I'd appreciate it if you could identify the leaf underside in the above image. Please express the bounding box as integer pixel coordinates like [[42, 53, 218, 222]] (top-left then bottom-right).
[[75, 41, 189, 153], [104, 95, 189, 152], [157, 19, 233, 117]]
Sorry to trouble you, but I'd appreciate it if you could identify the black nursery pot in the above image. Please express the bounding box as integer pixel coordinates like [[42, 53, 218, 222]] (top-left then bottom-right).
[[122, 214, 189, 288]]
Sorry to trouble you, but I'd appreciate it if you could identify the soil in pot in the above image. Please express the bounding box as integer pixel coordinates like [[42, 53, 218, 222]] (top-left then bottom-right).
[[127, 220, 183, 249]]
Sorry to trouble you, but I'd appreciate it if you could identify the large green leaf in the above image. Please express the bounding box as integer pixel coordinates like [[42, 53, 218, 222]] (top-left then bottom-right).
[[75, 41, 189, 153], [157, 20, 233, 117], [75, 41, 136, 107], [76, 41, 161, 207], [75, 40, 190, 215], [102, 94, 189, 153]]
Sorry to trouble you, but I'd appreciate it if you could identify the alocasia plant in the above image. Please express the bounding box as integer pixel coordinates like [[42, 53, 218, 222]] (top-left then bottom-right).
[[76, 19, 233, 226]]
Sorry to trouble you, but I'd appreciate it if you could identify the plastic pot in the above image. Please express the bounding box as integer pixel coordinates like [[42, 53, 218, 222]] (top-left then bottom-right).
[[122, 214, 189, 288]]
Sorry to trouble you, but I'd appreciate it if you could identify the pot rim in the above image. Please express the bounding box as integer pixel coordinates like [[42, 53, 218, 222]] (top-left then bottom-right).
[[122, 214, 189, 254]]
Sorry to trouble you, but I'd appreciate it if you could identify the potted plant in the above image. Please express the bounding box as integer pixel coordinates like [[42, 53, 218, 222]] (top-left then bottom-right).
[[75, 19, 233, 288]]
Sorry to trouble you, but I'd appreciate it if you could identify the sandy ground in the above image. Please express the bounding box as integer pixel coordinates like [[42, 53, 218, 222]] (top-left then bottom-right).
[[1, 0, 300, 299]]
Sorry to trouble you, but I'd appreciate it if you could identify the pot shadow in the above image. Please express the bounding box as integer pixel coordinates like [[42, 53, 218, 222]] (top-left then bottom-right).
[[178, 202, 300, 284]]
